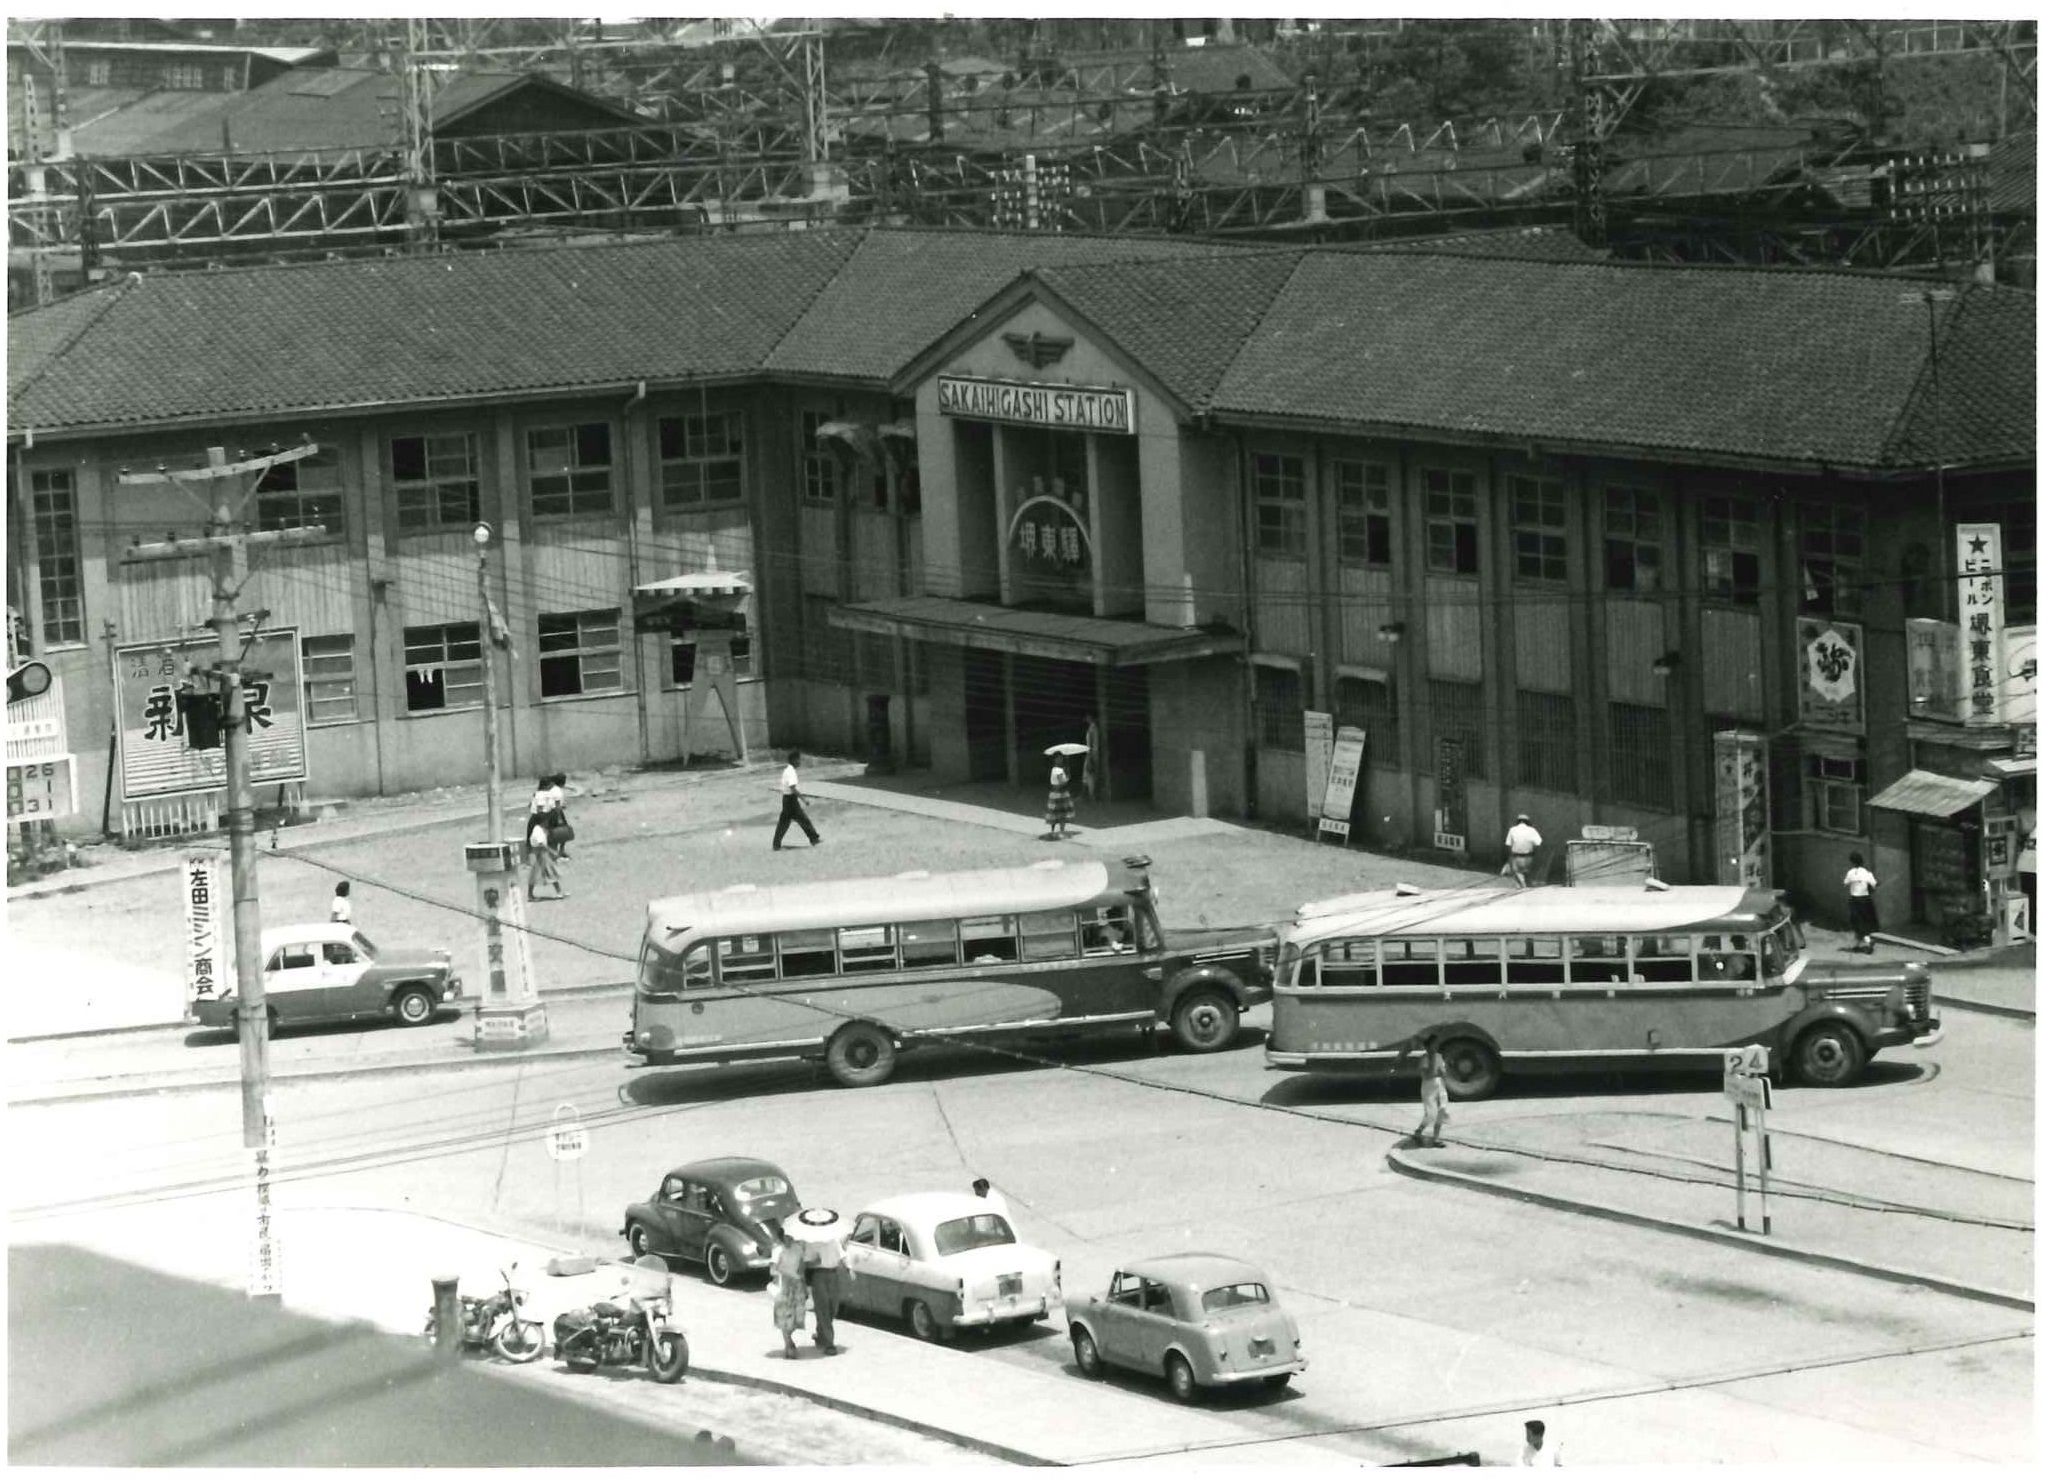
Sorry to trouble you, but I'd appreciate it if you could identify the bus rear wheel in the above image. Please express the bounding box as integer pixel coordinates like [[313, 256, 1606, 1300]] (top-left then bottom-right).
[[1794, 1022, 1866, 1088], [826, 1022, 899, 1088], [1438, 1037, 1501, 1101]]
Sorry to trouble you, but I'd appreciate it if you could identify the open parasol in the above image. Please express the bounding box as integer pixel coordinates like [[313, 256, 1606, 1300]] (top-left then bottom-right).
[[790, 1206, 848, 1243], [1044, 742, 1090, 757]]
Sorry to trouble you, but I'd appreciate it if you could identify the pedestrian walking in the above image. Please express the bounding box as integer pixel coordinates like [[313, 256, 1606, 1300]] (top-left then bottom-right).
[[1503, 814, 1543, 889], [1045, 758, 1075, 840], [1517, 1418, 1562, 1466], [768, 1225, 809, 1359], [772, 750, 821, 849], [970, 1177, 1011, 1219], [1403, 1031, 1449, 1146], [1082, 716, 1102, 802], [525, 815, 565, 899], [544, 772, 574, 859], [791, 1207, 847, 1354], [329, 881, 352, 924], [1844, 851, 1880, 953]]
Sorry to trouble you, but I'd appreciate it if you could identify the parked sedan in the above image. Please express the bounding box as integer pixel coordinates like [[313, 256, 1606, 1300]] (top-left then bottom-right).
[[841, 1192, 1060, 1342], [621, 1157, 802, 1286], [1068, 1253, 1305, 1403], [191, 924, 460, 1035]]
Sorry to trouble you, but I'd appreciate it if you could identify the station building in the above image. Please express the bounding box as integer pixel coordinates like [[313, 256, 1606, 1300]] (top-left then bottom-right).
[[7, 226, 2034, 935]]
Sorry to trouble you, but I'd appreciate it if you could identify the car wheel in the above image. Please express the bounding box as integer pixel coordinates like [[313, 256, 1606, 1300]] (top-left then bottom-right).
[[1795, 1022, 1867, 1088], [1165, 1352, 1200, 1404], [395, 988, 434, 1026], [1439, 1036, 1502, 1101], [1261, 1373, 1293, 1391], [1072, 1327, 1104, 1379], [908, 1299, 949, 1344], [705, 1244, 734, 1287], [626, 1222, 657, 1259], [825, 1022, 898, 1089], [1170, 987, 1238, 1053]]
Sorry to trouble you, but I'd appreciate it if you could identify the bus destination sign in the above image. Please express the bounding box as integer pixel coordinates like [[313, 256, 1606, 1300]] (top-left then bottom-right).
[[937, 375, 1134, 435]]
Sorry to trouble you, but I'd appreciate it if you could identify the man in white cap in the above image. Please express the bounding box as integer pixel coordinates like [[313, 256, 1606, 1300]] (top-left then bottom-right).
[[1504, 814, 1543, 889]]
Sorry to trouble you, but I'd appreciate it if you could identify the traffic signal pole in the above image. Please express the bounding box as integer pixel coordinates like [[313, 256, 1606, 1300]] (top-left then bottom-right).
[[121, 443, 322, 1301]]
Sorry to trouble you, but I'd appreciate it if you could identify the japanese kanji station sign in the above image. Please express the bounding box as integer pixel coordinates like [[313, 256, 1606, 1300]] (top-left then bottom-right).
[[115, 629, 308, 799], [937, 374, 1135, 434]]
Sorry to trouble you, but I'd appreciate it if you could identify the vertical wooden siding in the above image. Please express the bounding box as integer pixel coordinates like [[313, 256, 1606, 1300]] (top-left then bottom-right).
[[1423, 575, 1483, 681], [1700, 606, 1764, 719], [1604, 596, 1669, 705], [1512, 598, 1573, 693], [1254, 558, 1313, 655], [1337, 566, 1395, 665]]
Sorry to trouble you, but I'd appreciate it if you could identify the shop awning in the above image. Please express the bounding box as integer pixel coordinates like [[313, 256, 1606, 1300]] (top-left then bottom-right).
[[634, 572, 751, 597], [1986, 754, 2036, 778], [1866, 769, 1998, 819], [828, 595, 1244, 667]]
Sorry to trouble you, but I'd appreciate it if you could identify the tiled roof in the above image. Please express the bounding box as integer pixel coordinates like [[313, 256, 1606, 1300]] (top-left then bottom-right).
[[9, 232, 859, 433], [1207, 252, 2034, 469], [761, 228, 1254, 383], [1030, 251, 1301, 409], [1883, 284, 2036, 467]]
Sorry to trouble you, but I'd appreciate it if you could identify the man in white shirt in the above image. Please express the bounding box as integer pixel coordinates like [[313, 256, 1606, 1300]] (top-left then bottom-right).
[[1504, 814, 1544, 889], [772, 750, 822, 850], [329, 881, 352, 924], [970, 1177, 1011, 1218], [1518, 1418, 1562, 1466]]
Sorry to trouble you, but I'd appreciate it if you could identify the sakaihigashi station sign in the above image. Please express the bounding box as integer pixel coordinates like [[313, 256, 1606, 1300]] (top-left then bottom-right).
[[937, 375, 1135, 434]]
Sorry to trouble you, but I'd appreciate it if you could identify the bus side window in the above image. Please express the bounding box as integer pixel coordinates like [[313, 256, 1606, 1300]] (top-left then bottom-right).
[[1082, 904, 1136, 954], [961, 916, 1019, 963], [1568, 936, 1627, 984], [1018, 910, 1078, 961], [1697, 935, 1759, 982], [1320, 938, 1377, 988], [1506, 937, 1564, 985], [1632, 935, 1693, 983], [838, 925, 898, 973], [1444, 936, 1504, 987], [779, 929, 837, 979], [1381, 939, 1439, 988], [900, 919, 961, 968], [718, 936, 778, 984]]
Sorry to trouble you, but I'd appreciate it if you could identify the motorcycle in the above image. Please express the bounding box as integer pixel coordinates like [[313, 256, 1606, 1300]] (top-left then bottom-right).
[[423, 1267, 547, 1363], [553, 1276, 688, 1384]]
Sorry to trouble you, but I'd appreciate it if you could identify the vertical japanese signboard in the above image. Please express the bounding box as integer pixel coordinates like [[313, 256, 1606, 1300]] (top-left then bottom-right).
[[183, 849, 233, 1014], [1796, 617, 1863, 731], [1957, 523, 2006, 728], [1303, 710, 1335, 825], [1905, 617, 1962, 719], [115, 629, 308, 798], [1712, 730, 1771, 890], [2004, 625, 2036, 742], [1433, 736, 1467, 853], [1317, 725, 1365, 845]]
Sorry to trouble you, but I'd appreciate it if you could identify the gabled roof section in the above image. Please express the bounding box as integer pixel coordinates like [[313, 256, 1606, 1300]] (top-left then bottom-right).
[[1028, 251, 1302, 410], [1883, 283, 2036, 468], [8, 232, 859, 434], [1209, 253, 2036, 470], [762, 228, 1255, 383]]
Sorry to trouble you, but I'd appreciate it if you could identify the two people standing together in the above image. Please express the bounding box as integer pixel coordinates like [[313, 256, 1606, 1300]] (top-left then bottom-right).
[[525, 772, 573, 900]]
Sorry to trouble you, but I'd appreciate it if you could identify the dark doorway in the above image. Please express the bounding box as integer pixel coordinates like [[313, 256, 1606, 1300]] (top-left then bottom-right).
[[963, 649, 1007, 781], [1012, 654, 1098, 784], [864, 694, 894, 772], [1103, 666, 1151, 803]]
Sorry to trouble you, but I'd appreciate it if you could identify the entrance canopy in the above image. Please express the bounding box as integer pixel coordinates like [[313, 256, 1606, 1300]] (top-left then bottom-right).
[[634, 572, 751, 598], [830, 595, 1243, 667], [1866, 769, 1998, 819]]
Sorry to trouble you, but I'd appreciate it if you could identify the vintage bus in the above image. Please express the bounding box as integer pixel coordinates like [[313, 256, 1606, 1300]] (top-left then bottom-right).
[[1265, 882, 1940, 1097], [627, 857, 1274, 1088]]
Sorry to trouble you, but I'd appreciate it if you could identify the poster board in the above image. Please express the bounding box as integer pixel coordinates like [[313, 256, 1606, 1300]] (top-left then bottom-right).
[[1303, 711, 1335, 828], [114, 629, 307, 800], [1316, 725, 1365, 845]]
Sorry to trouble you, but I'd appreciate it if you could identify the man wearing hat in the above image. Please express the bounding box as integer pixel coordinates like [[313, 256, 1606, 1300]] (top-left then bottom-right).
[[1503, 813, 1544, 889], [792, 1208, 849, 1355]]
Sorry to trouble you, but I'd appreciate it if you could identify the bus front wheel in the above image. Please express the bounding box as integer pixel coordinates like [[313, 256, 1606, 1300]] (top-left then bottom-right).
[[1439, 1037, 1501, 1100], [826, 1022, 899, 1088], [1171, 988, 1239, 1053], [1794, 1022, 1866, 1088]]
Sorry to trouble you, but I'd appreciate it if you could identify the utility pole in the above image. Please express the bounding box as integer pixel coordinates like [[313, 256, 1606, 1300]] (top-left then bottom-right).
[[1904, 287, 1956, 617], [121, 443, 324, 1302]]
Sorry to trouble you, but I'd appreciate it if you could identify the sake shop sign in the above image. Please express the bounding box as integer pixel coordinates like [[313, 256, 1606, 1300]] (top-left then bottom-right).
[[937, 375, 1134, 434]]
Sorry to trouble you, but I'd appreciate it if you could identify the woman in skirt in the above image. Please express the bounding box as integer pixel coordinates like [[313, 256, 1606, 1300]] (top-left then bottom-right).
[[1045, 759, 1075, 840], [769, 1225, 809, 1358]]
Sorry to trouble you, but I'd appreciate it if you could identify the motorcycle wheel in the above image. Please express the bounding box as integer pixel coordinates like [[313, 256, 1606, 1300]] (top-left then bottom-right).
[[649, 1331, 690, 1384], [493, 1319, 546, 1364]]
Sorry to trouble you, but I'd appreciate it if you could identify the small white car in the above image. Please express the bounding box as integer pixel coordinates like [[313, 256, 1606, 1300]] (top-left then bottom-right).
[[840, 1192, 1061, 1343]]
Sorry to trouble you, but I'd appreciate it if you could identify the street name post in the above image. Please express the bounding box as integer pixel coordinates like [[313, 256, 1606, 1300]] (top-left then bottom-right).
[[1723, 1046, 1773, 1234], [546, 1102, 588, 1236]]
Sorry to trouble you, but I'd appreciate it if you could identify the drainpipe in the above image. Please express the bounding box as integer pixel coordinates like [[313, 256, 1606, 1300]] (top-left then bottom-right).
[[622, 380, 650, 767]]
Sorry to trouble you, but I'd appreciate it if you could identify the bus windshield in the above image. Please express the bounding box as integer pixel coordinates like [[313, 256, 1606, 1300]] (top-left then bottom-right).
[[638, 938, 710, 999]]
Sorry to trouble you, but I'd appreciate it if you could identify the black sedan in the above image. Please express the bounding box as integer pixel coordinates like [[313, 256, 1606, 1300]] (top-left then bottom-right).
[[620, 1156, 801, 1286]]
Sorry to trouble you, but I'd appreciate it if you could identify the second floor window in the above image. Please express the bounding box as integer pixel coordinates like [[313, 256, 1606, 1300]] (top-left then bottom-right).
[[1798, 502, 1865, 617], [1509, 474, 1567, 584], [392, 432, 481, 531], [1701, 495, 1761, 606], [538, 610, 624, 697], [255, 449, 344, 536], [1424, 469, 1479, 575], [1253, 452, 1307, 558], [659, 411, 744, 509], [1604, 487, 1662, 593], [527, 423, 613, 518], [1333, 460, 1391, 565], [800, 412, 839, 506]]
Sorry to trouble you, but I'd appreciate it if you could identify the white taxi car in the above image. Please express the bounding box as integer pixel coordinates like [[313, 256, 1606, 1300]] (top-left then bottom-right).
[[840, 1191, 1060, 1343]]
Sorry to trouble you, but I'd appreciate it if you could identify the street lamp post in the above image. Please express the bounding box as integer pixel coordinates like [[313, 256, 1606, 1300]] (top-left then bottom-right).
[[468, 522, 548, 1050]]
